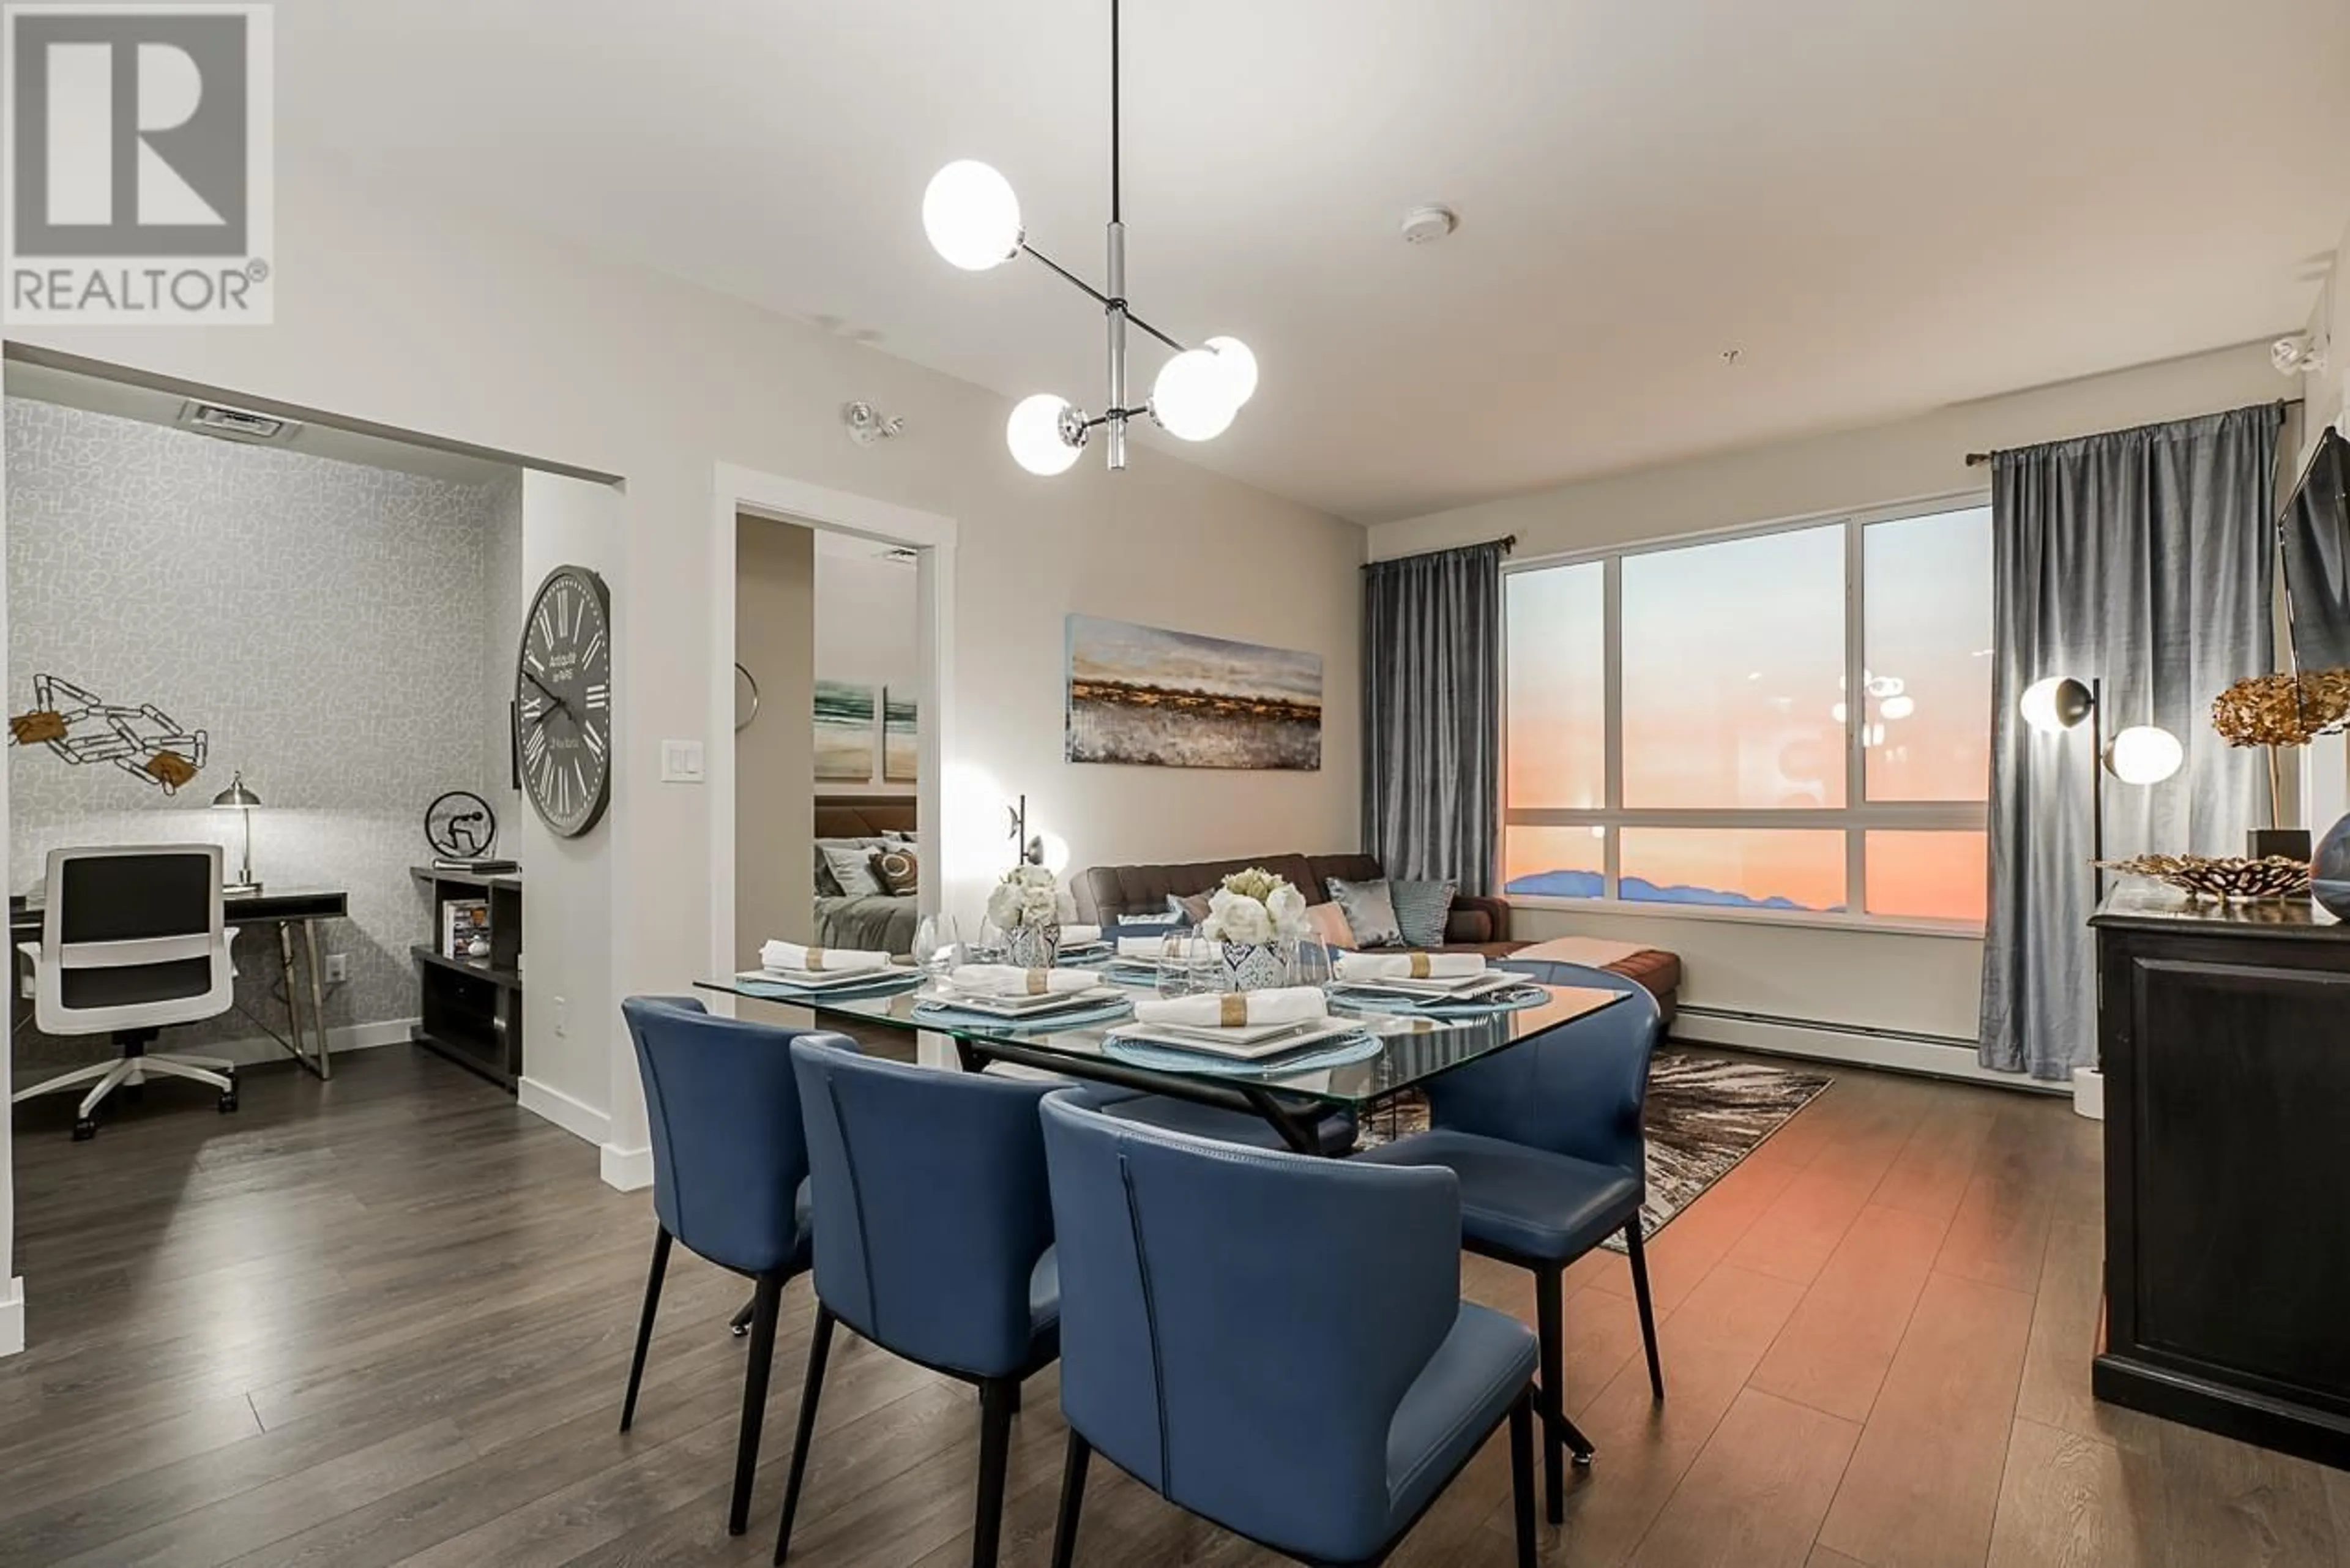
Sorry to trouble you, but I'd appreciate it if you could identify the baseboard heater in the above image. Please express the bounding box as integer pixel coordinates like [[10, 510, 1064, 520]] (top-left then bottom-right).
[[1669, 1003, 2059, 1092]]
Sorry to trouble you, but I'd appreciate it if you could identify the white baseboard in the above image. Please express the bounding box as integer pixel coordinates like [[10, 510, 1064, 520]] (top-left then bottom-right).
[[600, 1142, 652, 1192], [517, 1075, 611, 1146], [0, 1277, 23, 1358], [11, 1018, 415, 1089], [1673, 1006, 2067, 1094]]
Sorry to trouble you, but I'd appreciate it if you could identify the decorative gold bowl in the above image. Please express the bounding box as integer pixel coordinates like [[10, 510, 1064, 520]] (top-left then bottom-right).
[[2097, 854, 2311, 902]]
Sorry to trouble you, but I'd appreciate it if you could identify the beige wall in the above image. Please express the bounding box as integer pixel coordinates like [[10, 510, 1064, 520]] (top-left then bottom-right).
[[1370, 342, 2290, 1062], [813, 547, 919, 799], [736, 515, 816, 968], [1, 154, 1363, 1203]]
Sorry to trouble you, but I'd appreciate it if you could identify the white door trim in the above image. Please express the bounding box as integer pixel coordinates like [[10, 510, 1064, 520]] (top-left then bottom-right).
[[703, 463, 958, 1012]]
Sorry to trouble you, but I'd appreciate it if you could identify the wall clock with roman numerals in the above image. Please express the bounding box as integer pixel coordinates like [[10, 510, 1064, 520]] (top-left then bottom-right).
[[515, 564, 613, 838]]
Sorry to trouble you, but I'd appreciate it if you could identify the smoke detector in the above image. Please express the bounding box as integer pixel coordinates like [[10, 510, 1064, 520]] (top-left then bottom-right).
[[1399, 204, 1460, 245], [176, 400, 299, 444]]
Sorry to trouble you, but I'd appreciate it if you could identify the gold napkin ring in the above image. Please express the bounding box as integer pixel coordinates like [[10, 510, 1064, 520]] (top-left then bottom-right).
[[1219, 993, 1248, 1028], [1409, 953, 1432, 979], [1025, 969, 1049, 995], [807, 948, 827, 972]]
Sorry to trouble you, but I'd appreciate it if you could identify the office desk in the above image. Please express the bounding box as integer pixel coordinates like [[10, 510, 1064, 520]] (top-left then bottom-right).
[[10, 885, 350, 1079]]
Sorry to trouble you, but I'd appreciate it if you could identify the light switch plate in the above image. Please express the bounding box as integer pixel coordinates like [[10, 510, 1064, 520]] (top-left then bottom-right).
[[660, 740, 706, 783]]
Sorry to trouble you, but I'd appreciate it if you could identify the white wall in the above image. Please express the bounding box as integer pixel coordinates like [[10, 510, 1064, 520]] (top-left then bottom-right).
[[1370, 342, 2290, 1063], [2302, 222, 2350, 827], [814, 547, 919, 797], [0, 154, 1362, 1223]]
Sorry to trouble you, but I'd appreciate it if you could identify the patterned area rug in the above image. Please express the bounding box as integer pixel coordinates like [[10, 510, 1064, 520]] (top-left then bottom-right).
[[1356, 1050, 1833, 1247]]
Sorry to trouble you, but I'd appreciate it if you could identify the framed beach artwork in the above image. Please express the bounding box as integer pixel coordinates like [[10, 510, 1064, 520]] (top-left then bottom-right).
[[1065, 614, 1322, 771], [882, 687, 919, 783], [813, 680, 877, 782]]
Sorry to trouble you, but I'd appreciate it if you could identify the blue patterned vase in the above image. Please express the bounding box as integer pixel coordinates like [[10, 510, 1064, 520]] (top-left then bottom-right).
[[1220, 941, 1290, 993], [2315, 816, 2350, 920], [1006, 922, 1061, 969]]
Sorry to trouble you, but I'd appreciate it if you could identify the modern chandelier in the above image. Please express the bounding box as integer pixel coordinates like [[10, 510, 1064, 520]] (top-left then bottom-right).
[[920, 0, 1257, 476]]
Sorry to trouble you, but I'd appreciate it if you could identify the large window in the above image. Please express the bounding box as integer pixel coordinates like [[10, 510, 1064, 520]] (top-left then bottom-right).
[[1502, 502, 1991, 925]]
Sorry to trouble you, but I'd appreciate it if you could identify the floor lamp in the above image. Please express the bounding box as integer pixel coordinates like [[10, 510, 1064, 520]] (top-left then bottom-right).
[[2018, 675, 2182, 1119]]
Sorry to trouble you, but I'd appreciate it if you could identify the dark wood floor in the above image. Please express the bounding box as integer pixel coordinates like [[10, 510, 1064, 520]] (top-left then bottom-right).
[[3, 1045, 2345, 1567]]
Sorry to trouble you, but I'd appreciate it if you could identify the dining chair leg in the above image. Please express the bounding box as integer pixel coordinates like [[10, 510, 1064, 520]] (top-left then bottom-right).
[[728, 1274, 785, 1537], [774, 1303, 837, 1565], [1509, 1388, 1537, 1568], [1535, 1261, 1565, 1523], [730, 1297, 755, 1338], [619, 1226, 671, 1432], [1625, 1219, 1665, 1403], [971, 1377, 1017, 1568], [1048, 1427, 1092, 1568]]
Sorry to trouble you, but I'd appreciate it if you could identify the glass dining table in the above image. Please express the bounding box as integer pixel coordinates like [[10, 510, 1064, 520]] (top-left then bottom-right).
[[693, 968, 1629, 1155]]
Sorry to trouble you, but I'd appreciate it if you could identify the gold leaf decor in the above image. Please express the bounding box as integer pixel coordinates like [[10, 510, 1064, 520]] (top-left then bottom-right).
[[2210, 669, 2350, 748], [2097, 854, 2311, 902]]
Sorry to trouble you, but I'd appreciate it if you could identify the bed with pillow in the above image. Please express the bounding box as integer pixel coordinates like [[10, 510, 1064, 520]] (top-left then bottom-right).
[[811, 796, 922, 956], [1072, 850, 1681, 1025]]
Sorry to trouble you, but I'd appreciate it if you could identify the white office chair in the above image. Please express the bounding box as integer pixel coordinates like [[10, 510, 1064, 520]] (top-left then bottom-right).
[[12, 845, 241, 1140]]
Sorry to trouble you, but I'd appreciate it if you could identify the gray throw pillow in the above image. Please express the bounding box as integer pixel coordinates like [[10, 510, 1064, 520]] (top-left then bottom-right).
[[821, 841, 887, 897], [1167, 891, 1214, 926], [1327, 876, 1404, 948], [1390, 878, 1458, 948]]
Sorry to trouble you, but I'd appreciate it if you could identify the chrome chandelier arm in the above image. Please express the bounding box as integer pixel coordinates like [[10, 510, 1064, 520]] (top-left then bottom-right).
[[1018, 242, 1189, 354]]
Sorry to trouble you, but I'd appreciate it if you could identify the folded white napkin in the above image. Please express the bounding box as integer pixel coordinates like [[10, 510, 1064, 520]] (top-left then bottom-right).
[[1133, 987, 1329, 1028], [1334, 951, 1486, 982], [761, 940, 892, 974], [946, 965, 1103, 996], [1117, 935, 1217, 961], [1059, 924, 1104, 946]]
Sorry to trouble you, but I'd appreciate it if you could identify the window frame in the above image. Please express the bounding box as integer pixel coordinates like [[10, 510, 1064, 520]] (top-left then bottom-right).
[[1500, 490, 1991, 937]]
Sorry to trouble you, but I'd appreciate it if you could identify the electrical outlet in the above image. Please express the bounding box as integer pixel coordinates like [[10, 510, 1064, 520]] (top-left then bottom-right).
[[323, 952, 349, 984], [555, 996, 569, 1037]]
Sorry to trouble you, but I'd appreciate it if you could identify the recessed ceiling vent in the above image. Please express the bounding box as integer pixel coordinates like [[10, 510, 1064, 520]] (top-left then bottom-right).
[[175, 400, 301, 444]]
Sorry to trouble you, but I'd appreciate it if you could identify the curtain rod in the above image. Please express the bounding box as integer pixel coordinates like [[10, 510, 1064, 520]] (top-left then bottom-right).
[[1361, 534, 1516, 569], [1964, 396, 2305, 467]]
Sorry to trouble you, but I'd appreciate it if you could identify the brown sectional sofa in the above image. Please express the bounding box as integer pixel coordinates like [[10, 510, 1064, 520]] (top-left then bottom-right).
[[1072, 853, 1680, 1026]]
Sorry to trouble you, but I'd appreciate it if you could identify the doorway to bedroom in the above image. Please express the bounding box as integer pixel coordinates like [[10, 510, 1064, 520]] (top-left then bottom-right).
[[733, 515, 925, 973]]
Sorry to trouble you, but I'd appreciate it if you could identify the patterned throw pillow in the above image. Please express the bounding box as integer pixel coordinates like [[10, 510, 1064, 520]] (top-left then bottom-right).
[[821, 842, 887, 898], [1327, 877, 1404, 948], [871, 845, 919, 897], [1390, 878, 1458, 948]]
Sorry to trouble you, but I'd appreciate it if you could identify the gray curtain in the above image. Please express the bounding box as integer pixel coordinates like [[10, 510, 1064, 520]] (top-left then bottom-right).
[[1979, 404, 2284, 1080], [1362, 541, 1505, 895], [2281, 431, 2350, 669]]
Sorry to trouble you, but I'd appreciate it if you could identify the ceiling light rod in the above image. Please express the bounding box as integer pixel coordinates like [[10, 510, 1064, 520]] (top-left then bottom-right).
[[922, 0, 1258, 476]]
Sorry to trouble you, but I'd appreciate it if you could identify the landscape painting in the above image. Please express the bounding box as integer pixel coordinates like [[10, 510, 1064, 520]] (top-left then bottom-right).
[[882, 687, 918, 783], [1065, 614, 1322, 771], [814, 680, 876, 782]]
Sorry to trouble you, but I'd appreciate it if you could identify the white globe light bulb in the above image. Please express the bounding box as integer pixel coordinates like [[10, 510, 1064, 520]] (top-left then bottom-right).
[[1204, 335, 1258, 407], [1151, 349, 1239, 441], [1005, 394, 1082, 476], [2106, 725, 2184, 786], [2021, 677, 2077, 738], [1881, 694, 1916, 720], [923, 161, 1022, 271]]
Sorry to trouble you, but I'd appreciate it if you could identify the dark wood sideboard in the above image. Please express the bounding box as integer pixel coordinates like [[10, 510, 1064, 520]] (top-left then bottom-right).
[[2091, 885, 2350, 1469]]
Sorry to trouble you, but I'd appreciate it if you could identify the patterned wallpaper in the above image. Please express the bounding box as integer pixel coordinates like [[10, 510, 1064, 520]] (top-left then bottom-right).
[[6, 397, 518, 1073]]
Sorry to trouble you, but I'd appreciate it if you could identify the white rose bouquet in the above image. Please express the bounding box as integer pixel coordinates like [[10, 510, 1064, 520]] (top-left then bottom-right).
[[1200, 866, 1310, 946], [986, 863, 1061, 931]]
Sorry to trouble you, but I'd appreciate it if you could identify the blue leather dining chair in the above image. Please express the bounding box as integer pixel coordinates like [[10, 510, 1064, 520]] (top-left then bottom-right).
[[619, 996, 834, 1536], [1039, 1089, 1539, 1568], [1350, 960, 1665, 1524], [775, 1037, 1062, 1568]]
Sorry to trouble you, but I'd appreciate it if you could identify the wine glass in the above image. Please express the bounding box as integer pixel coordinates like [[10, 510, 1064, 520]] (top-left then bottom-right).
[[1286, 938, 1335, 993], [913, 913, 964, 982], [1157, 931, 1204, 999]]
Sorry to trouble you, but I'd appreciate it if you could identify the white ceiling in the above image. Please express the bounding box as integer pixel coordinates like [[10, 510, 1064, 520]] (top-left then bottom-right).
[[283, 0, 2350, 523]]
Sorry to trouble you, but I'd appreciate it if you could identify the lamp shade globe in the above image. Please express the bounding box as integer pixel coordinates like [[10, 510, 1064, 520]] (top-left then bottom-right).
[[2020, 676, 2093, 734], [922, 161, 1022, 271], [1204, 335, 1258, 407], [1006, 394, 1083, 476], [1149, 349, 1239, 441], [2105, 725, 2184, 786]]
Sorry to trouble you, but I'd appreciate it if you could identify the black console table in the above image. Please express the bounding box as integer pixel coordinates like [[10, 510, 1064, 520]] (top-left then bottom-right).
[[2091, 885, 2350, 1468]]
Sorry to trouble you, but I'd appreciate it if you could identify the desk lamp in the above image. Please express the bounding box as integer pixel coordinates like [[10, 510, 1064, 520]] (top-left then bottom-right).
[[212, 771, 263, 894]]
